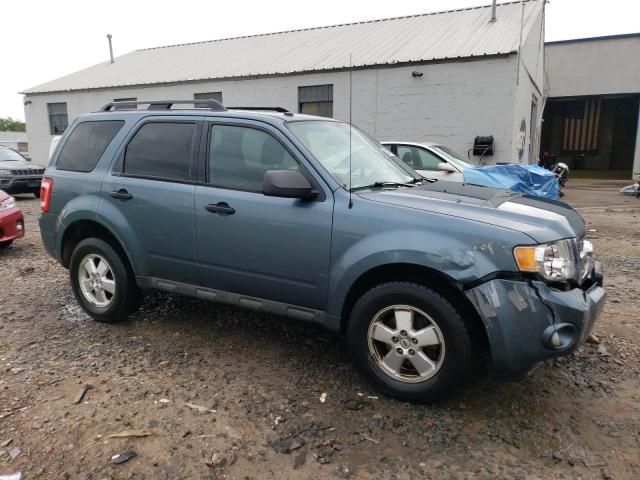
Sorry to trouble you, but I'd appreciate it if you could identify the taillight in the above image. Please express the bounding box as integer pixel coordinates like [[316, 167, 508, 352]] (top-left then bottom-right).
[[40, 178, 54, 212]]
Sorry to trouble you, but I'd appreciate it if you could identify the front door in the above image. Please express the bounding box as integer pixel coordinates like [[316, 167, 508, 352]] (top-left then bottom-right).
[[194, 120, 333, 310], [99, 119, 200, 284]]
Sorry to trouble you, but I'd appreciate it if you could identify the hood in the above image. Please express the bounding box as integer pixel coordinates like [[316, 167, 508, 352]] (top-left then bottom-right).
[[358, 181, 584, 243], [0, 159, 41, 170]]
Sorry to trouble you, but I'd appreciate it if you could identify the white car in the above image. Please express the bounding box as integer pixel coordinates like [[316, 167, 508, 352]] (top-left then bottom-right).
[[382, 141, 480, 182]]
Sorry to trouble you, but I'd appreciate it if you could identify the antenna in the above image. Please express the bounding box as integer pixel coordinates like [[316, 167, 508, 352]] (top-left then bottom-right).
[[348, 53, 353, 209]]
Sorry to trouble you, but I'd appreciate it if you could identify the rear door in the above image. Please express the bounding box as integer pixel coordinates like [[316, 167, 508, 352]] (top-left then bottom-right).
[[193, 119, 333, 310], [99, 117, 200, 284]]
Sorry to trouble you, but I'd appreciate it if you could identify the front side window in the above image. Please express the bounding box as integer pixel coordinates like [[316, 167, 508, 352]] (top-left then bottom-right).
[[299, 85, 333, 118], [47, 102, 68, 135], [209, 125, 299, 191], [288, 121, 416, 190], [124, 122, 195, 180], [396, 145, 441, 171], [57, 121, 124, 172]]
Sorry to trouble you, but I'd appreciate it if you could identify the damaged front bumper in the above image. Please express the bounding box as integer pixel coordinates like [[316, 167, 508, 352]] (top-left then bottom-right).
[[465, 264, 606, 378]]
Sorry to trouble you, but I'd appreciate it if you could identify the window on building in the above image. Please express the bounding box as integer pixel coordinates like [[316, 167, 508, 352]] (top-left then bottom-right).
[[299, 85, 333, 118], [57, 121, 124, 172], [47, 103, 68, 135], [208, 125, 299, 191], [124, 122, 196, 180], [113, 97, 137, 110], [194, 92, 223, 108]]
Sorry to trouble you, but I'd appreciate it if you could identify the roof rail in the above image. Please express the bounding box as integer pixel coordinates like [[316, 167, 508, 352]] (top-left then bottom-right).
[[227, 106, 290, 113], [96, 99, 227, 112]]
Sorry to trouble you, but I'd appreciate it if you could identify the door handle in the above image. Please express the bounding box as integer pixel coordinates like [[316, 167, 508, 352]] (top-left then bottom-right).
[[205, 202, 235, 215], [110, 189, 133, 200]]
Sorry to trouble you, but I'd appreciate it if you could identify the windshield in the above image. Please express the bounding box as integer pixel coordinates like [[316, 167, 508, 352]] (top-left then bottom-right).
[[431, 145, 479, 169], [288, 121, 418, 190], [0, 147, 25, 162]]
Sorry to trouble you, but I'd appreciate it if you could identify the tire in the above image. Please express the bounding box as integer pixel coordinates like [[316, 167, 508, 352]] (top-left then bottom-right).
[[347, 282, 472, 403], [33, 188, 41, 198], [69, 237, 142, 323], [0, 240, 13, 249]]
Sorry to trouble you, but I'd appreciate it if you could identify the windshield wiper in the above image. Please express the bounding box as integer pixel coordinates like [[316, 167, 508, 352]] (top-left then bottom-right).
[[350, 181, 418, 192]]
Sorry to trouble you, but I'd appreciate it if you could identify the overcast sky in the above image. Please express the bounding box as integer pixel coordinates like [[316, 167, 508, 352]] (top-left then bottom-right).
[[1, 0, 638, 121]]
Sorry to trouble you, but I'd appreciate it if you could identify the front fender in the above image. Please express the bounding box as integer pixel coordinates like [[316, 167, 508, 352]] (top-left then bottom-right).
[[327, 228, 518, 318]]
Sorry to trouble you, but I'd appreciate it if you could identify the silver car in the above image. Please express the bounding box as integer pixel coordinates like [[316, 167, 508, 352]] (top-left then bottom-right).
[[382, 141, 480, 181]]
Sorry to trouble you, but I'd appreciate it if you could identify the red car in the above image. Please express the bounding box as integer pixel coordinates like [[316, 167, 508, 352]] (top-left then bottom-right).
[[0, 189, 24, 248]]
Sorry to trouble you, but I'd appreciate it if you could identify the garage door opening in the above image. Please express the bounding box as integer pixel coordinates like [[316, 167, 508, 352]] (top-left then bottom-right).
[[540, 94, 639, 179]]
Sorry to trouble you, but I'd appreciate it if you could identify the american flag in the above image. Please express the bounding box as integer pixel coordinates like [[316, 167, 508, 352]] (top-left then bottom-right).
[[562, 98, 601, 151]]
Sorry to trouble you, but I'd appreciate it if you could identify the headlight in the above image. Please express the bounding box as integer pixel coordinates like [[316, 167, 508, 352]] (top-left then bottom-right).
[[0, 168, 12, 176], [514, 239, 578, 282], [0, 196, 16, 211]]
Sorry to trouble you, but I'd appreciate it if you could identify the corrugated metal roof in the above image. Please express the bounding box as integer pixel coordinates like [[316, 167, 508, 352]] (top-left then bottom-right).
[[22, 0, 542, 94]]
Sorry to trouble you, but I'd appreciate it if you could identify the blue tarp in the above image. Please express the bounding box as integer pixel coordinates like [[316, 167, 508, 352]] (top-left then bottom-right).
[[462, 164, 560, 200]]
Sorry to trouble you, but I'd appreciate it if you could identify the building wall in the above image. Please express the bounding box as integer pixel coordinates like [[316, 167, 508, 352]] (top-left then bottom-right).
[[24, 57, 520, 166], [546, 35, 640, 97], [510, 2, 545, 164], [544, 34, 640, 178]]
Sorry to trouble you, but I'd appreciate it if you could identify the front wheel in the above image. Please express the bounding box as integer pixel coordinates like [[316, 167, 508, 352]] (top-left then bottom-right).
[[348, 282, 472, 403], [69, 237, 142, 323], [0, 240, 13, 249]]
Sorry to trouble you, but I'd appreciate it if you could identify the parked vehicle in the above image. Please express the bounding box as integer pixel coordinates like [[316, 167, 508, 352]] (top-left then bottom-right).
[[0, 146, 45, 197], [39, 100, 605, 403], [0, 189, 25, 248], [383, 141, 560, 199], [49, 136, 62, 165], [382, 141, 472, 181]]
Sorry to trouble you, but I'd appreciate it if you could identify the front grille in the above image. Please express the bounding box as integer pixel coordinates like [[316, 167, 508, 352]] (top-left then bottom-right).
[[9, 168, 45, 176]]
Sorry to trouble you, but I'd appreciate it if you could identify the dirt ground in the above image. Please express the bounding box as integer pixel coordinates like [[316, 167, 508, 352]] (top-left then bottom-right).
[[1, 184, 639, 480]]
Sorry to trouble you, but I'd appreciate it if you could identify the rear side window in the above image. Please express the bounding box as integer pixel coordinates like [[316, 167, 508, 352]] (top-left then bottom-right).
[[124, 122, 195, 180], [57, 121, 124, 172]]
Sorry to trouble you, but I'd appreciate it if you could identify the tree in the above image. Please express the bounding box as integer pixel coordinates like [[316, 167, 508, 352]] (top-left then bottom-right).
[[0, 117, 26, 132]]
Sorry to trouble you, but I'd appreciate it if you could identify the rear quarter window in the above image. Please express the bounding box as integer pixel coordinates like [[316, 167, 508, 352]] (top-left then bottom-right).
[[56, 121, 124, 172]]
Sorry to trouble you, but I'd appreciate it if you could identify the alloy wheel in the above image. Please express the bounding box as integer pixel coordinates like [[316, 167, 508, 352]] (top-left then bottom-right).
[[367, 304, 445, 383]]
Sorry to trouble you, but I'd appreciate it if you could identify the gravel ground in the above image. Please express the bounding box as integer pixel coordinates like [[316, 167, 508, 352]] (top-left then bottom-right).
[[1, 192, 639, 480]]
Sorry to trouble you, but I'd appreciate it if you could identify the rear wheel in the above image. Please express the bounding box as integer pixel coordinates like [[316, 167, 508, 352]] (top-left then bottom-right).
[[33, 188, 41, 198], [348, 282, 472, 403], [69, 237, 142, 322]]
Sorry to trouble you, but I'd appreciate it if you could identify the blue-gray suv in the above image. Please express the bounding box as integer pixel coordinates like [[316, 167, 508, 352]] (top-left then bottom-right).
[[39, 100, 606, 403]]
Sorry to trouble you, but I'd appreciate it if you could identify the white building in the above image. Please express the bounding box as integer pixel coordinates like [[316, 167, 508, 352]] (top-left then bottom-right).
[[541, 33, 640, 179], [0, 131, 28, 154], [22, 1, 545, 167]]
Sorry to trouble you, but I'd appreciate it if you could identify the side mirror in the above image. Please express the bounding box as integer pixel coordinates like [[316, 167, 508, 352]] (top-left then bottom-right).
[[437, 162, 456, 173], [263, 170, 318, 200]]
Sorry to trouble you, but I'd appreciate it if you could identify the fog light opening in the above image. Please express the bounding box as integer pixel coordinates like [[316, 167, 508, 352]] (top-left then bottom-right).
[[542, 323, 577, 351]]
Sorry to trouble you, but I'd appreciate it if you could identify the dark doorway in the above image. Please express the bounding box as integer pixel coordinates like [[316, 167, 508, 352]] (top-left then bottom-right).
[[540, 95, 639, 178]]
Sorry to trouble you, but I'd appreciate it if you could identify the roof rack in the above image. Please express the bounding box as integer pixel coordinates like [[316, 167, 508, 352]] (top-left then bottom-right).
[[227, 106, 290, 113], [97, 99, 227, 112]]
